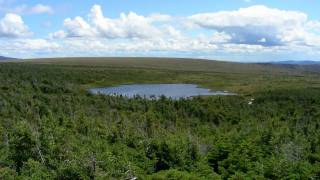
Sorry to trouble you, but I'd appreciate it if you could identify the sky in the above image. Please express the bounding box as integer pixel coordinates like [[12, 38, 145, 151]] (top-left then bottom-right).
[[0, 0, 320, 62]]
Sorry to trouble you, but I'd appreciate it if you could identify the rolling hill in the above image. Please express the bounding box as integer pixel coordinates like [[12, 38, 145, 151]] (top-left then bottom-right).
[[0, 56, 16, 61], [20, 57, 311, 75]]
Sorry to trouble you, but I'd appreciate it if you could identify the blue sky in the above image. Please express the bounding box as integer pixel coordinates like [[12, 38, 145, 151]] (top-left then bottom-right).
[[0, 0, 320, 61]]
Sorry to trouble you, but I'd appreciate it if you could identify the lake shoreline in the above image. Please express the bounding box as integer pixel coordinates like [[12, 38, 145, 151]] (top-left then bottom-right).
[[89, 83, 235, 100]]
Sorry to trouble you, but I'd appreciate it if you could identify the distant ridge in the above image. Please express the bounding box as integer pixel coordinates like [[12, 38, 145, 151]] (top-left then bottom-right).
[[268, 60, 320, 65], [0, 56, 16, 61]]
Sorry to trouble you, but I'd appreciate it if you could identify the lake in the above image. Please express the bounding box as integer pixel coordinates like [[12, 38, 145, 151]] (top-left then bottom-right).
[[90, 84, 234, 100]]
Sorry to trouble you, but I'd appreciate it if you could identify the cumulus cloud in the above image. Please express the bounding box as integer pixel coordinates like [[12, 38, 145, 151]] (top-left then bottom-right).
[[51, 4, 178, 39], [89, 5, 162, 39], [189, 5, 311, 46], [63, 17, 97, 38], [0, 13, 31, 38]]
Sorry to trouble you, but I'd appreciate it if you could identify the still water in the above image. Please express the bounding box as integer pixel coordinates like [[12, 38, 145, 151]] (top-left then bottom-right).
[[90, 84, 234, 100]]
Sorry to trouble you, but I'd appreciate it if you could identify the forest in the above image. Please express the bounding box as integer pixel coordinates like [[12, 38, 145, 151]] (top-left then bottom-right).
[[0, 59, 320, 179]]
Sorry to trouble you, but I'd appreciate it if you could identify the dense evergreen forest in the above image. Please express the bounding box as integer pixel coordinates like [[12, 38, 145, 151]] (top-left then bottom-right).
[[0, 59, 320, 179]]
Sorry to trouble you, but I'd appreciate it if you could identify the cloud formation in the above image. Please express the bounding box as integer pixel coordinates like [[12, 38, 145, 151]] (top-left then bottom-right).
[[189, 5, 309, 46], [51, 5, 320, 48], [51, 5, 178, 39], [0, 13, 31, 38], [1, 4, 320, 60], [0, 39, 59, 50], [45, 5, 320, 58]]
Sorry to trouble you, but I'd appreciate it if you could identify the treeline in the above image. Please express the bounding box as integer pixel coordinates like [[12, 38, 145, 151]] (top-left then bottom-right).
[[0, 63, 320, 179]]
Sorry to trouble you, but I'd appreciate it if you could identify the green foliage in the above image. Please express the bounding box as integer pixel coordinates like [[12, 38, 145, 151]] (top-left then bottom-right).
[[0, 62, 320, 179], [8, 121, 37, 172], [19, 159, 54, 179], [0, 167, 16, 180], [146, 169, 220, 180]]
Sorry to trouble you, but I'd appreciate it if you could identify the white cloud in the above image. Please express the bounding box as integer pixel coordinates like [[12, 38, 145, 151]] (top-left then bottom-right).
[[162, 25, 183, 39], [90, 5, 162, 39], [52, 4, 177, 39], [221, 44, 264, 53], [0, 13, 31, 38], [63, 17, 97, 38], [189, 5, 311, 46], [0, 38, 59, 57], [12, 39, 59, 50], [49, 30, 66, 39], [51, 35, 221, 54], [211, 32, 232, 43], [147, 14, 172, 22], [258, 38, 266, 43]]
